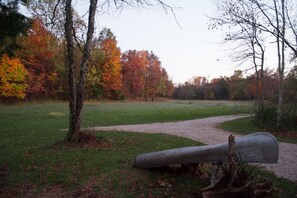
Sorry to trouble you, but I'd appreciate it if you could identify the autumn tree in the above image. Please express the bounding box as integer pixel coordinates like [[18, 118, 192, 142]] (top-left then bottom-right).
[[17, 18, 58, 98], [121, 50, 173, 99], [143, 52, 162, 101], [0, 54, 28, 99], [97, 30, 122, 99], [121, 50, 147, 98]]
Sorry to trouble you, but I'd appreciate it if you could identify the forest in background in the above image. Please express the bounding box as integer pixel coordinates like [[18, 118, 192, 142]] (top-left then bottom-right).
[[173, 69, 296, 104]]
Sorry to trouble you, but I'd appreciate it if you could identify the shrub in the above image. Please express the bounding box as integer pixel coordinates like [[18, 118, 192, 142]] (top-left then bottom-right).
[[254, 103, 297, 132], [254, 103, 277, 129]]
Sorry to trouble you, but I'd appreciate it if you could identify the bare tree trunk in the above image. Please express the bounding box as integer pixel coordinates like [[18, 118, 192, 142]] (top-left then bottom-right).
[[251, 22, 265, 109], [275, 0, 286, 130], [273, 0, 282, 129], [65, 0, 98, 142], [65, 0, 77, 141], [252, 47, 260, 108], [260, 50, 265, 105]]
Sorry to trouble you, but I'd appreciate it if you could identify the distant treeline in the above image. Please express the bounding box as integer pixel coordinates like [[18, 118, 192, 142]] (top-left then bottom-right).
[[173, 69, 296, 105]]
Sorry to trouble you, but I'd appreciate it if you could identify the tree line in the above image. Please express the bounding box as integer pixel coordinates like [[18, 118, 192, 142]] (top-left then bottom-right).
[[173, 69, 296, 104], [0, 17, 174, 102]]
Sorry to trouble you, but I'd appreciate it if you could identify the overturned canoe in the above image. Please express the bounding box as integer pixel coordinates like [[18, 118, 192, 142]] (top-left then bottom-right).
[[134, 132, 279, 168]]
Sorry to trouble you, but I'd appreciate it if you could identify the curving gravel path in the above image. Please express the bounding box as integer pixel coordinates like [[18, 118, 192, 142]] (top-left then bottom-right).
[[91, 115, 297, 182]]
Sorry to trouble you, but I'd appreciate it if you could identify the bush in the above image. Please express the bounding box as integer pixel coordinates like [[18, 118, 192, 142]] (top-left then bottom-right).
[[254, 104, 277, 129], [254, 103, 297, 131]]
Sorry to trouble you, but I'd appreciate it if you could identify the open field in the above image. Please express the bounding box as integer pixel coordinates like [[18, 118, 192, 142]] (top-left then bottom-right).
[[1, 100, 296, 197]]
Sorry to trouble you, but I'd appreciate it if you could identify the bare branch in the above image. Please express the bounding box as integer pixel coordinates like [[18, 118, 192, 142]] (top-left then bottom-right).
[[46, 0, 61, 27]]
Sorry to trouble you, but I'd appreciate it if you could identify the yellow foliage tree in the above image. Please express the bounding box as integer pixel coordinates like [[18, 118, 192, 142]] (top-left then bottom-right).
[[0, 54, 28, 99]]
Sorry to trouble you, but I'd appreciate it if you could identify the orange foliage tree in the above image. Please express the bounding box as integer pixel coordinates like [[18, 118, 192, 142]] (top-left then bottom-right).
[[98, 37, 122, 99], [144, 52, 162, 101], [0, 54, 28, 99], [17, 18, 58, 98]]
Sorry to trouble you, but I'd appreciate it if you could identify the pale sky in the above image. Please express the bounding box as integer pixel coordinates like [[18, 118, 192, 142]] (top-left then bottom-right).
[[79, 0, 242, 84]]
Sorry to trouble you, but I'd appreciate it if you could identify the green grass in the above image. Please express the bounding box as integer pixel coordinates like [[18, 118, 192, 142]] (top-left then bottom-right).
[[1, 130, 208, 197], [82, 100, 252, 127], [0, 100, 296, 197], [219, 117, 297, 144]]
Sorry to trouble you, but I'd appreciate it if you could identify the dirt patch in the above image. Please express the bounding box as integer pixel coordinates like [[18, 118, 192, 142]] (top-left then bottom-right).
[[274, 131, 297, 139], [149, 163, 209, 180], [0, 165, 9, 183], [0, 183, 72, 198], [63, 132, 112, 149], [0, 165, 9, 194]]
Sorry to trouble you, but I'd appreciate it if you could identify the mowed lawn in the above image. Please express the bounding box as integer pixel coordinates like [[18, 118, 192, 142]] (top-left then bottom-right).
[[1, 100, 296, 197]]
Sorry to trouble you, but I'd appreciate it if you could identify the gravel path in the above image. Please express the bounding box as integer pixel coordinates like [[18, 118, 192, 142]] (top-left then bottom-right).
[[91, 115, 297, 182]]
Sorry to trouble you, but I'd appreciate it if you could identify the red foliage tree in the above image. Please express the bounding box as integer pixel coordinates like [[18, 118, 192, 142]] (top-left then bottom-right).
[[17, 18, 58, 98], [122, 50, 173, 100], [121, 50, 148, 98]]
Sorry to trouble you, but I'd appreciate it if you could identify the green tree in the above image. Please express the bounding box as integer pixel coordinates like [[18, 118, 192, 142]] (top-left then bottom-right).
[[143, 52, 162, 101], [0, 0, 31, 56], [228, 70, 247, 100]]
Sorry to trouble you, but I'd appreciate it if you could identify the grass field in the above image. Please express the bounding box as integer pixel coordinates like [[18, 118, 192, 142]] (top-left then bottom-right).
[[219, 117, 297, 144], [0, 100, 296, 197]]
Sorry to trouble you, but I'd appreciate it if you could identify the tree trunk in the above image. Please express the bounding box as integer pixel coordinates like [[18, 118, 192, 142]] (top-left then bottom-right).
[[252, 43, 260, 108], [273, 0, 282, 130], [65, 0, 98, 142], [260, 51, 265, 105], [65, 0, 78, 142], [276, 0, 286, 130]]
